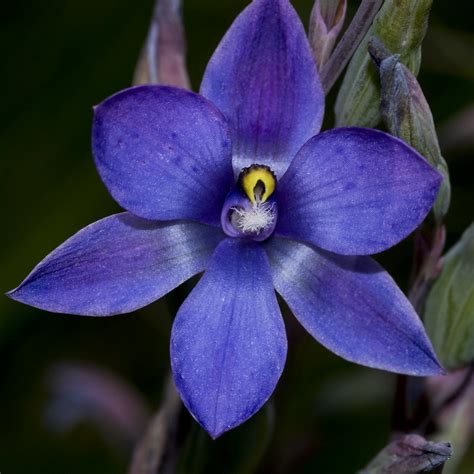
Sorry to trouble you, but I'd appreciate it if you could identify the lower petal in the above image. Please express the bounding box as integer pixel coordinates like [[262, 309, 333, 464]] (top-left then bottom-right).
[[8, 213, 223, 316], [171, 238, 287, 438], [265, 237, 443, 376]]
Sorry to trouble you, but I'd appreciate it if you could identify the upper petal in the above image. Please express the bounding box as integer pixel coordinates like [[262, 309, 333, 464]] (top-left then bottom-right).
[[265, 237, 443, 376], [8, 213, 223, 316], [93, 85, 234, 225], [200, 0, 324, 178], [171, 238, 287, 438], [276, 127, 442, 255]]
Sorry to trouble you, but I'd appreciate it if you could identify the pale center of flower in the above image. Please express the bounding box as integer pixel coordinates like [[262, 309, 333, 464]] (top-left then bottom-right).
[[231, 201, 277, 234], [220, 164, 278, 241]]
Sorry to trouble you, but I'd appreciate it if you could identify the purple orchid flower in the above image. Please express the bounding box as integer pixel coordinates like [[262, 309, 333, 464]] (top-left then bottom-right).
[[8, 0, 443, 438]]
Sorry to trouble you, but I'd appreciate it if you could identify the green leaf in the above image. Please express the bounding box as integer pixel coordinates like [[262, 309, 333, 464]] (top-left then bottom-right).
[[425, 224, 474, 370], [335, 0, 432, 127]]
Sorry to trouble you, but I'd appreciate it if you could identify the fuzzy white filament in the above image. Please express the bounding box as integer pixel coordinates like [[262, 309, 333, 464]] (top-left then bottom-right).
[[231, 202, 277, 234]]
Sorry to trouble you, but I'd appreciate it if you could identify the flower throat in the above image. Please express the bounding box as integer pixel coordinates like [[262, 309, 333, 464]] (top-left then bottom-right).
[[221, 164, 278, 241]]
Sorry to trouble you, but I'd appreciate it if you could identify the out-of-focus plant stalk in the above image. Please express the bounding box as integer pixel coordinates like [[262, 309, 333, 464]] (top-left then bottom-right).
[[335, 0, 433, 127], [319, 0, 382, 94], [129, 377, 182, 474], [46, 363, 151, 451], [309, 0, 347, 71], [133, 0, 190, 88]]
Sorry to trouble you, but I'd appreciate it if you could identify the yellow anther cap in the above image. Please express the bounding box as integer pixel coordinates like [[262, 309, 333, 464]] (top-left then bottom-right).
[[239, 164, 276, 204]]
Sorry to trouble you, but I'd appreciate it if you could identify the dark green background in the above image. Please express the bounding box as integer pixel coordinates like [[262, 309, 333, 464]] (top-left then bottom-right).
[[1, 0, 473, 472]]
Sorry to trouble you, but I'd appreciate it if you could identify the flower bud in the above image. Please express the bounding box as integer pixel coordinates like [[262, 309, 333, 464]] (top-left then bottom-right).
[[133, 0, 190, 89], [309, 0, 347, 69], [359, 434, 452, 474], [335, 0, 432, 127], [425, 225, 474, 371], [369, 37, 451, 223]]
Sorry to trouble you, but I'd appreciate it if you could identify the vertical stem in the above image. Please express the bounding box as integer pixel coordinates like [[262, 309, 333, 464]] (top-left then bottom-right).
[[129, 377, 182, 474], [134, 0, 190, 89], [408, 225, 446, 315], [391, 375, 408, 433], [391, 223, 446, 435], [422, 364, 474, 432], [320, 0, 383, 93]]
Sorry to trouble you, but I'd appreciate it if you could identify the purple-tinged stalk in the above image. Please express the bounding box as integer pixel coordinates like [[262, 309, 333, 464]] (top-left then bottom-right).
[[309, 0, 347, 71], [389, 224, 447, 435], [129, 377, 181, 474], [319, 0, 382, 94], [134, 0, 189, 88]]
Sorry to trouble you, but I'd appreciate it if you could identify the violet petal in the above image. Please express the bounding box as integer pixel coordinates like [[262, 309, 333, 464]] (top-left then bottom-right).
[[171, 238, 287, 438], [200, 0, 324, 178], [276, 127, 442, 255], [93, 85, 233, 226], [8, 213, 223, 316], [265, 237, 443, 376]]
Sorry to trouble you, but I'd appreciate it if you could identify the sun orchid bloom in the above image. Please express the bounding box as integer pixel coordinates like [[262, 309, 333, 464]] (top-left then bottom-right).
[[8, 0, 444, 438]]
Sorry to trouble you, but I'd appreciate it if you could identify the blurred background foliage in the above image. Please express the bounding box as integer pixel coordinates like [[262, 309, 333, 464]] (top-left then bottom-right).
[[1, 0, 473, 472]]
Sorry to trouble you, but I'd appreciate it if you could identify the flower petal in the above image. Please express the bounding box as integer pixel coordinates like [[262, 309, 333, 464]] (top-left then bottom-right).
[[265, 237, 443, 376], [8, 213, 223, 316], [200, 0, 324, 178], [93, 85, 234, 225], [276, 127, 442, 255], [171, 238, 287, 438]]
